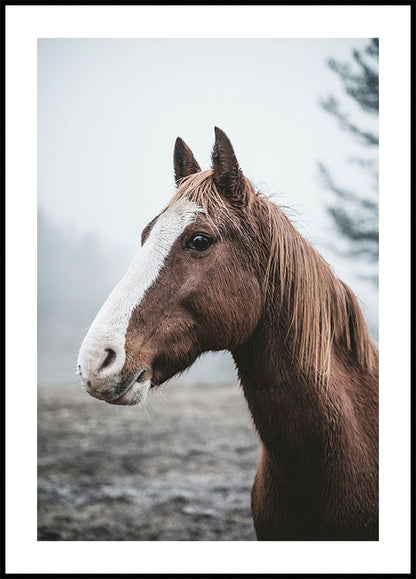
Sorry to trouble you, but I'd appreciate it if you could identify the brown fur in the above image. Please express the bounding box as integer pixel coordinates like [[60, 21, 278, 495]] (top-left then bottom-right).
[[122, 128, 378, 540]]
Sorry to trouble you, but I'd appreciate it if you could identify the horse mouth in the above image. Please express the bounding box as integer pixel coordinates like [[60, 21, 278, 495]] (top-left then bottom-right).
[[135, 367, 147, 383], [108, 367, 150, 406]]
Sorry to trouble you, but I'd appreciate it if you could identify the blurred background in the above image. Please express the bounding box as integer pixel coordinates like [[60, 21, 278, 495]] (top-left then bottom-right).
[[38, 38, 379, 540]]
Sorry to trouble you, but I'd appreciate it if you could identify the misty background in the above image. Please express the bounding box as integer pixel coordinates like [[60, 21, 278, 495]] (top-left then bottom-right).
[[38, 38, 378, 386]]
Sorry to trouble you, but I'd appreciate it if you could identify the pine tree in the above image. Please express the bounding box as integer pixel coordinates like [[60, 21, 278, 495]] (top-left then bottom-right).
[[319, 38, 379, 284]]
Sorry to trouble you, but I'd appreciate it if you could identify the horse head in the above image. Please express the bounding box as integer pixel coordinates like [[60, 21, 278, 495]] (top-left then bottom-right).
[[77, 128, 264, 405]]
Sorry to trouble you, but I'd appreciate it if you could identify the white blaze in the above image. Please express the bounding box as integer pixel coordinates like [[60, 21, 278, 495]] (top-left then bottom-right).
[[77, 200, 199, 377]]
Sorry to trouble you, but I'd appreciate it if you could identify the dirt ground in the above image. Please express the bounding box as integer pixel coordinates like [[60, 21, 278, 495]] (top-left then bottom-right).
[[38, 381, 260, 541]]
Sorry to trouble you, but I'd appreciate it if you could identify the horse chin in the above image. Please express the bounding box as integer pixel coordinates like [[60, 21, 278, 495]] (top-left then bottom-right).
[[150, 353, 202, 387], [108, 379, 151, 406]]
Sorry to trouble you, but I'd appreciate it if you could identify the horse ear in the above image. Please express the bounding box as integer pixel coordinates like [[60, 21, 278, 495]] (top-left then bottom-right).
[[211, 127, 246, 205], [174, 137, 201, 185]]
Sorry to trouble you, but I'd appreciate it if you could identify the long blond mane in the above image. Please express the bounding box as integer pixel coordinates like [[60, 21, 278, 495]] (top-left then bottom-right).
[[170, 170, 377, 385]]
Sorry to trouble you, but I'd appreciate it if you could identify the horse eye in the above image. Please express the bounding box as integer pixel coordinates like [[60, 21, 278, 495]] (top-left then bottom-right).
[[186, 234, 213, 252]]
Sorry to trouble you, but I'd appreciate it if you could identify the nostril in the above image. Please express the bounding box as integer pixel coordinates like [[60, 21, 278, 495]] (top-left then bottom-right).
[[100, 348, 117, 371]]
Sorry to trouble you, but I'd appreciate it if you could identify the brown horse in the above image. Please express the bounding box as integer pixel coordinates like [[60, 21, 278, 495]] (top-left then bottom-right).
[[78, 128, 378, 541]]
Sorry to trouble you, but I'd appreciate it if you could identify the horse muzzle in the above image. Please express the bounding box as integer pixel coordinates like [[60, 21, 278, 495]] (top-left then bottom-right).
[[77, 337, 151, 406]]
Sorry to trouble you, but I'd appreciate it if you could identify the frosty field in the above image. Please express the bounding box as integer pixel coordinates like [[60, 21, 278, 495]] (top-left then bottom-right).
[[38, 381, 259, 541]]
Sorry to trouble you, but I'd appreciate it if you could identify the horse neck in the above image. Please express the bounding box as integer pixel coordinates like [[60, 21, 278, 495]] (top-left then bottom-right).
[[232, 317, 326, 459], [231, 293, 377, 478]]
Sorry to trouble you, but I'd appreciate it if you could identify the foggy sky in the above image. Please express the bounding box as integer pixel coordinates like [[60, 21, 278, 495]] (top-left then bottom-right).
[[38, 39, 374, 244]]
